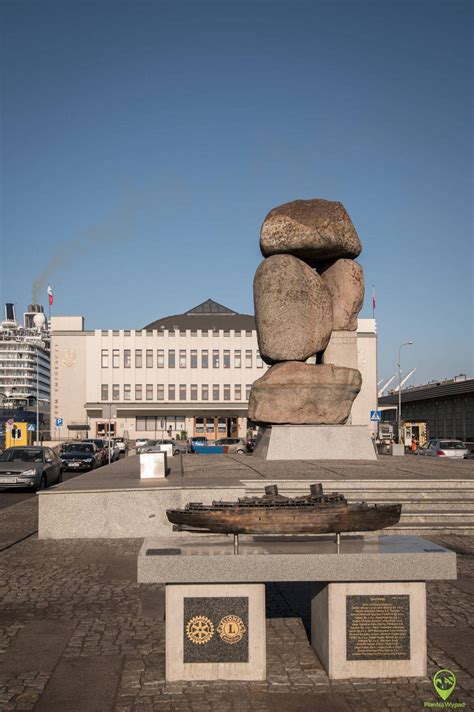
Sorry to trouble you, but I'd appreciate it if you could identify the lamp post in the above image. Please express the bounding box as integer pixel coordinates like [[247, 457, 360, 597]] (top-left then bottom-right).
[[398, 341, 413, 445]]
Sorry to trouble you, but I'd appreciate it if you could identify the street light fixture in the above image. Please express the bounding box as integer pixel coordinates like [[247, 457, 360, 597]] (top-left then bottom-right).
[[398, 341, 414, 445]]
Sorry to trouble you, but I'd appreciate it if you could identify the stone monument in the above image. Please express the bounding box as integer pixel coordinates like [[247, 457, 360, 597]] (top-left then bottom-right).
[[249, 198, 376, 460]]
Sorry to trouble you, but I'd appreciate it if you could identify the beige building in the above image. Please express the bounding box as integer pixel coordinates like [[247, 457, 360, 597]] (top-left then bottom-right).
[[50, 299, 377, 442]]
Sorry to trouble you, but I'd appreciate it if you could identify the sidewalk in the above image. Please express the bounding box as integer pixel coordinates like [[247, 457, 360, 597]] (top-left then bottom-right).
[[0, 496, 473, 711]]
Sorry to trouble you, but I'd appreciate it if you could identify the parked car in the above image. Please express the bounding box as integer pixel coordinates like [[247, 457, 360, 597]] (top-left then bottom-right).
[[104, 440, 121, 462], [214, 437, 247, 454], [83, 438, 108, 466], [135, 438, 153, 450], [0, 446, 62, 490], [187, 436, 208, 453], [464, 447, 474, 460], [60, 442, 101, 471], [112, 437, 128, 454], [419, 439, 469, 458]]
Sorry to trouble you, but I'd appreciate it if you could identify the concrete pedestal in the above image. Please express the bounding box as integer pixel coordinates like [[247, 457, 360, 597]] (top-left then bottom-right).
[[165, 583, 266, 681], [139, 452, 168, 478], [311, 582, 426, 679], [253, 424, 377, 460]]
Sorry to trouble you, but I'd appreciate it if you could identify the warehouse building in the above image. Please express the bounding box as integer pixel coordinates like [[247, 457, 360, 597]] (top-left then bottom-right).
[[379, 375, 474, 444]]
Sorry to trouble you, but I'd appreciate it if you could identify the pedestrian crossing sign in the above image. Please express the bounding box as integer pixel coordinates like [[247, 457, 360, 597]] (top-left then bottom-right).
[[370, 410, 382, 422]]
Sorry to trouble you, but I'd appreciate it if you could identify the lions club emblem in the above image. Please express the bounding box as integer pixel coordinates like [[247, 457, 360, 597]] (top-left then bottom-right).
[[185, 616, 214, 645], [217, 615, 246, 644]]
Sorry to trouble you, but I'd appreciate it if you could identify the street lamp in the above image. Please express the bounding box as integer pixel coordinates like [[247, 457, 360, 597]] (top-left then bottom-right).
[[398, 341, 414, 445]]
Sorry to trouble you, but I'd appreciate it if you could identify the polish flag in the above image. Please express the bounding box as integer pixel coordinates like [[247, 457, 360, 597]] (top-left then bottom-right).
[[47, 285, 53, 306]]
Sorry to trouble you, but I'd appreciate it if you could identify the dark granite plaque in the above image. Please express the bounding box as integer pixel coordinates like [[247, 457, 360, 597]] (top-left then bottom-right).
[[183, 597, 248, 663], [346, 595, 410, 660]]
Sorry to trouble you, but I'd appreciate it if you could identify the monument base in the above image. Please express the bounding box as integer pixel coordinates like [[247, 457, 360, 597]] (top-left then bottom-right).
[[166, 583, 266, 681], [252, 425, 377, 460], [311, 581, 426, 679]]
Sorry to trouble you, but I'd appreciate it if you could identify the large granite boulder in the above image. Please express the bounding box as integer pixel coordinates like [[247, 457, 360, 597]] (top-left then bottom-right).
[[319, 259, 365, 331], [254, 254, 333, 364], [248, 362, 362, 424], [260, 198, 362, 263]]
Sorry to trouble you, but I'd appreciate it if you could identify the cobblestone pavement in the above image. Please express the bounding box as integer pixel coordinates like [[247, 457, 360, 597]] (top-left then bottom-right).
[[0, 499, 472, 711]]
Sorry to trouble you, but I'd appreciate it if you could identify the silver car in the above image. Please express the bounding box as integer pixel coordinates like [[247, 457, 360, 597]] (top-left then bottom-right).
[[0, 446, 63, 490], [420, 439, 469, 458]]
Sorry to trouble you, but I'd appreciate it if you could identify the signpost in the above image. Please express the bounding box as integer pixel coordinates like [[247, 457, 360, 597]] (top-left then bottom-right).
[[370, 410, 382, 422]]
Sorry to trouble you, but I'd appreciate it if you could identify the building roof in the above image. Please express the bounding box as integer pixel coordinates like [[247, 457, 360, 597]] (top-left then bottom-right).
[[143, 299, 256, 331], [379, 377, 474, 405]]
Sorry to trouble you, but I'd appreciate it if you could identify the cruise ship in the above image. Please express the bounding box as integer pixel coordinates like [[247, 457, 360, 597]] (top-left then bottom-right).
[[0, 303, 51, 445]]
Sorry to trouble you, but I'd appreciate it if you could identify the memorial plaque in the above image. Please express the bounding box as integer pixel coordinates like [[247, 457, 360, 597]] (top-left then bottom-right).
[[183, 596, 248, 663], [346, 595, 410, 660]]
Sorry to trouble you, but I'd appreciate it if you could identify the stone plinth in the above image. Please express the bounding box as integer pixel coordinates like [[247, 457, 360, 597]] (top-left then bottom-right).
[[166, 584, 266, 681], [311, 582, 426, 678], [252, 425, 377, 460], [140, 452, 168, 478]]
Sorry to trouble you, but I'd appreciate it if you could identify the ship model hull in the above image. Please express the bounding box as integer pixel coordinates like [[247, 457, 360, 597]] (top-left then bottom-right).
[[166, 484, 401, 535]]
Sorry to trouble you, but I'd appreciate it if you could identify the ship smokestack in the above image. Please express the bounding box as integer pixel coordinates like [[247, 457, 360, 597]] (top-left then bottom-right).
[[264, 485, 279, 497], [310, 483, 324, 497], [4, 303, 16, 322]]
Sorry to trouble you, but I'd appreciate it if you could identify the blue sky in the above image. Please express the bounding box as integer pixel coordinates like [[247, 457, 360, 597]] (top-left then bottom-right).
[[1, 0, 472, 386]]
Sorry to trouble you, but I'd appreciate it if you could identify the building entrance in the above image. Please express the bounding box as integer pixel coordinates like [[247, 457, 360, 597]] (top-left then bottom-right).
[[194, 416, 238, 439]]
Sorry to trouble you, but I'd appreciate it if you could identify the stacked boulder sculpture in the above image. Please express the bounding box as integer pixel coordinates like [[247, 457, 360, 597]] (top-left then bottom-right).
[[248, 198, 365, 425]]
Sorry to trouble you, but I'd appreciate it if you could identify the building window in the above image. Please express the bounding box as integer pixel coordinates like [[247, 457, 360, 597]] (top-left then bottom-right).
[[201, 350, 208, 368], [195, 417, 205, 433], [112, 349, 119, 368], [234, 384, 241, 400], [168, 350, 175, 368], [179, 384, 186, 400], [112, 384, 120, 400], [146, 384, 153, 400], [136, 417, 146, 431], [234, 350, 241, 368], [246, 384, 252, 400], [212, 350, 219, 368], [213, 384, 220, 400], [135, 350, 142, 368], [202, 384, 209, 400], [101, 349, 109, 368], [157, 349, 164, 368], [245, 350, 252, 368], [135, 384, 142, 400], [223, 350, 230, 368], [190, 350, 197, 368], [157, 384, 164, 400], [245, 330, 252, 337], [101, 384, 108, 400], [206, 417, 215, 434], [191, 384, 198, 400], [124, 384, 131, 400], [124, 349, 131, 368], [256, 350, 263, 368], [168, 384, 175, 400], [223, 384, 230, 400], [146, 350, 153, 368], [179, 350, 186, 368], [217, 416, 227, 433]]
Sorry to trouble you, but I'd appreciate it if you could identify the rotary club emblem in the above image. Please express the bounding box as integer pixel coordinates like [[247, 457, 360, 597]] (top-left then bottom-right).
[[185, 616, 214, 645], [217, 615, 246, 644]]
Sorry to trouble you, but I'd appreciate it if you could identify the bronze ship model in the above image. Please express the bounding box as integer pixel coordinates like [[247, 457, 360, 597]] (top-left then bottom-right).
[[166, 484, 402, 535]]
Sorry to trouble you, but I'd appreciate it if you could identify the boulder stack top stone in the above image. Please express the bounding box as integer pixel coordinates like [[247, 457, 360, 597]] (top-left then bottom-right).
[[260, 198, 362, 263]]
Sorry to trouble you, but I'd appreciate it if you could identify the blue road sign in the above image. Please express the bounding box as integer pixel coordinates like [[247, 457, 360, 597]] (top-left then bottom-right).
[[370, 410, 382, 422], [55, 418, 63, 427], [27, 423, 36, 432]]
